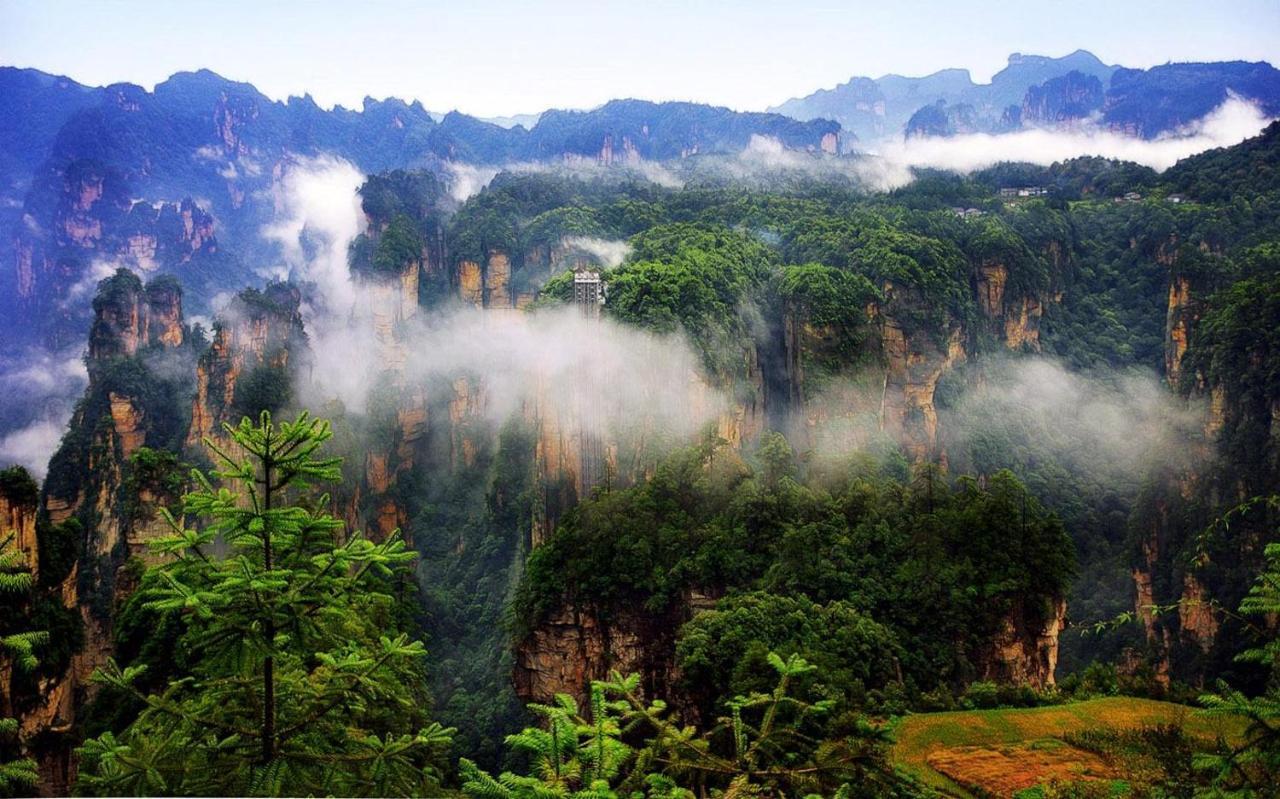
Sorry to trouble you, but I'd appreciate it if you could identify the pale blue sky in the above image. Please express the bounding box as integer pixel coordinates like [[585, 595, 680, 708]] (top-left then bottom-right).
[[2, 0, 1278, 117]]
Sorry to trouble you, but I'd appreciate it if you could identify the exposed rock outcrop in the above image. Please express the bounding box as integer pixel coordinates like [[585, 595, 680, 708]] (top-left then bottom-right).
[[1, 471, 39, 581], [187, 283, 307, 449], [22, 271, 193, 794], [514, 600, 706, 710], [1021, 71, 1104, 126], [87, 273, 184, 360], [1164, 275, 1199, 387], [974, 262, 1045, 351], [979, 597, 1067, 689], [14, 158, 218, 350], [878, 316, 966, 462]]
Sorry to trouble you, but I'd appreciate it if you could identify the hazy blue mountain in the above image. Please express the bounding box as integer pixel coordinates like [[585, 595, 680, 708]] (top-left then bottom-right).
[[771, 49, 1280, 142], [0, 68, 840, 352], [772, 50, 1114, 140], [0, 68, 102, 192], [1104, 60, 1280, 136], [479, 111, 543, 129], [526, 99, 839, 162], [1021, 70, 1106, 125]]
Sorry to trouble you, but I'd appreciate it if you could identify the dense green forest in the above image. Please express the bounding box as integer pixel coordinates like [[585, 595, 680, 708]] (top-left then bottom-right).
[[3, 123, 1280, 797]]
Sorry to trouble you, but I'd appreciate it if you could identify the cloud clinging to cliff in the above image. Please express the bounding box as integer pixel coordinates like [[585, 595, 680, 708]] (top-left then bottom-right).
[[564, 237, 631, 268], [262, 154, 725, 450], [445, 162, 501, 203], [940, 356, 1207, 483], [858, 96, 1274, 188], [0, 348, 87, 479], [260, 155, 365, 310], [255, 155, 376, 411]]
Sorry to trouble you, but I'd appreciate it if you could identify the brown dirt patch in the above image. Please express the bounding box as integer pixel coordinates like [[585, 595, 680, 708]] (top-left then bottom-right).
[[926, 740, 1118, 797]]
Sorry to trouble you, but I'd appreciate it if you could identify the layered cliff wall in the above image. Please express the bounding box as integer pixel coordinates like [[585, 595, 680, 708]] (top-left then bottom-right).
[[1, 470, 39, 582], [513, 604, 691, 709], [515, 245, 1068, 707], [186, 283, 307, 450], [1127, 236, 1278, 685], [14, 159, 219, 350], [24, 270, 194, 794]]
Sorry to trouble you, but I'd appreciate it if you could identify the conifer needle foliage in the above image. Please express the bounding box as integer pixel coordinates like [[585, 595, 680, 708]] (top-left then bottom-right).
[[0, 532, 45, 798], [76, 412, 452, 797], [1196, 497, 1280, 792], [460, 652, 914, 799]]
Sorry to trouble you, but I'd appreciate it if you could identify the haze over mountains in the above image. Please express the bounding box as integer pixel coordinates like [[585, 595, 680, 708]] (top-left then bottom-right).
[[6, 13, 1280, 791], [0, 47, 1278, 474], [772, 49, 1280, 141]]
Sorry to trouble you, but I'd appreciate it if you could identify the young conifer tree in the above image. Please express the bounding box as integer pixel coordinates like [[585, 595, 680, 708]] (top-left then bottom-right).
[[77, 412, 451, 796], [1198, 498, 1280, 790]]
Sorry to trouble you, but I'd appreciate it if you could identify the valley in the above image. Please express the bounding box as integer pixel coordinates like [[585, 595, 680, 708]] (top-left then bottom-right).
[[1, 15, 1280, 797]]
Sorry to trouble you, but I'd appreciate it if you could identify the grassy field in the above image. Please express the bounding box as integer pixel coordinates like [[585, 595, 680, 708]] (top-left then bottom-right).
[[890, 697, 1246, 797]]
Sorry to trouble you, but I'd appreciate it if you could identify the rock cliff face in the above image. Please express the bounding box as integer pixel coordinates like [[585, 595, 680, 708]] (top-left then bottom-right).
[[1125, 236, 1280, 682], [1127, 478, 1212, 685], [1021, 71, 1105, 126], [87, 275, 185, 360], [13, 158, 218, 350], [974, 262, 1045, 351], [187, 283, 307, 450], [514, 591, 719, 711], [1164, 275, 1200, 387], [23, 271, 193, 794], [979, 597, 1067, 689], [514, 605, 684, 706], [366, 267, 429, 540], [878, 315, 966, 463], [1126, 240, 1263, 681], [1, 473, 39, 582], [456, 250, 520, 309]]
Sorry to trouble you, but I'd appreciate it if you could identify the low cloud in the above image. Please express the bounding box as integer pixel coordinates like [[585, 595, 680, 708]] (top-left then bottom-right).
[[0, 418, 69, 480], [300, 304, 725, 453], [260, 154, 365, 311], [0, 347, 87, 478], [253, 155, 372, 410], [256, 154, 720, 445], [445, 162, 501, 203], [62, 259, 139, 308], [940, 356, 1206, 483], [564, 236, 631, 268], [859, 96, 1273, 188], [714, 98, 1274, 192]]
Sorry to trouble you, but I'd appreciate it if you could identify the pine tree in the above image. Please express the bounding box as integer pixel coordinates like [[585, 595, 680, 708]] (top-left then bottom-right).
[[76, 412, 451, 796], [1197, 501, 1280, 793], [0, 532, 46, 798], [460, 652, 912, 799]]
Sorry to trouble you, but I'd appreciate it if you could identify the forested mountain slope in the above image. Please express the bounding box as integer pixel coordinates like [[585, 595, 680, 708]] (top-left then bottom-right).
[[3, 120, 1277, 795]]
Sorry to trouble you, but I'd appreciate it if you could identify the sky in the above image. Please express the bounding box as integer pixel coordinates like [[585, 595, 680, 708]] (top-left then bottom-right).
[[2, 0, 1279, 117]]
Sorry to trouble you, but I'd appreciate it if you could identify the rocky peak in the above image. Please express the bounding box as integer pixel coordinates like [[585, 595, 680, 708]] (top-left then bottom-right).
[[1022, 71, 1105, 125], [87, 270, 186, 362], [187, 283, 308, 447]]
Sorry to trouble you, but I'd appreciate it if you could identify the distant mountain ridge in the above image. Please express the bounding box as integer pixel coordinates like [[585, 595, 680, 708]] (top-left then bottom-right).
[[770, 49, 1280, 141], [3, 50, 1278, 356], [0, 66, 839, 352]]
